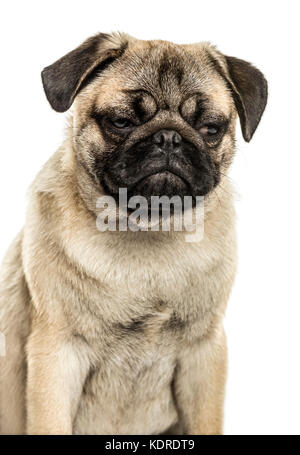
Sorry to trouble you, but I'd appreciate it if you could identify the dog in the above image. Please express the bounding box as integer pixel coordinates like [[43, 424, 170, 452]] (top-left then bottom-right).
[[0, 32, 267, 435]]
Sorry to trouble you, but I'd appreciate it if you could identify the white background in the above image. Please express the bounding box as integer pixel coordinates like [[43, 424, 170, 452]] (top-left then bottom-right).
[[1, 0, 299, 435]]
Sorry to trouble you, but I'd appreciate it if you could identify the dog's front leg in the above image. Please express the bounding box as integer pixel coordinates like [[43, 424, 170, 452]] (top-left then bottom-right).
[[26, 315, 89, 435], [172, 325, 227, 435]]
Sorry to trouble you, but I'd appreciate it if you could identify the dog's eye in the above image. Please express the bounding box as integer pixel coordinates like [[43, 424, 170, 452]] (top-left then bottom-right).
[[110, 118, 132, 129], [199, 124, 220, 136]]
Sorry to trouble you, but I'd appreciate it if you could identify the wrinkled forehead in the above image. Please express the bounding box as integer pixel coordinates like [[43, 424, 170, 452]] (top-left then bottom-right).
[[86, 41, 233, 117]]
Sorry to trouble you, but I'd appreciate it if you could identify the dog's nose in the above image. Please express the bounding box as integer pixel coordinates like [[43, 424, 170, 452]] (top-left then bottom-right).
[[152, 130, 182, 148]]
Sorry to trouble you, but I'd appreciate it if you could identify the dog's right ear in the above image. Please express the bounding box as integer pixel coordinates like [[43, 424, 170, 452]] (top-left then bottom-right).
[[41, 33, 129, 112]]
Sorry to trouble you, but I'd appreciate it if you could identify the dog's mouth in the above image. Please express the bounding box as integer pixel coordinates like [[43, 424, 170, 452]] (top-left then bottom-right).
[[103, 165, 192, 200], [133, 168, 190, 189]]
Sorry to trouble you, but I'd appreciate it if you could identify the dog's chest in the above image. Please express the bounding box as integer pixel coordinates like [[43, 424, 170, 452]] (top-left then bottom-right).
[[73, 286, 206, 434], [69, 237, 222, 434], [74, 308, 181, 434], [70, 238, 219, 355], [73, 295, 210, 433]]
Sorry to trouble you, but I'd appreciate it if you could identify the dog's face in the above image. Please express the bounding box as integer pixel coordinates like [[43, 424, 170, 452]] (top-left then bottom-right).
[[42, 33, 267, 204]]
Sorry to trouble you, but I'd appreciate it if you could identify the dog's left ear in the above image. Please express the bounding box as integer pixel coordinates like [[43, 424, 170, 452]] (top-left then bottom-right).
[[222, 56, 268, 142]]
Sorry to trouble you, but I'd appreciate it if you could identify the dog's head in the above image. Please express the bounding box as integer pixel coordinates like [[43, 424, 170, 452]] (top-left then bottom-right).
[[42, 33, 267, 204]]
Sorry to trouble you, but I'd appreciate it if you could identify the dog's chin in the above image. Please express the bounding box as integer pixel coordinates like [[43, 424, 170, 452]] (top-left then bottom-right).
[[102, 170, 193, 201], [101, 168, 215, 205]]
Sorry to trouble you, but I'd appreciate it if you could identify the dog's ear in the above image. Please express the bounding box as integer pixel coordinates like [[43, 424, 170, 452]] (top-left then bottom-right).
[[223, 56, 268, 142], [41, 33, 129, 112], [210, 50, 268, 142]]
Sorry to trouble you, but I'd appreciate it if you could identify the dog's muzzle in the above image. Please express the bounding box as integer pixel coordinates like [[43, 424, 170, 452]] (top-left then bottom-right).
[[101, 129, 219, 201]]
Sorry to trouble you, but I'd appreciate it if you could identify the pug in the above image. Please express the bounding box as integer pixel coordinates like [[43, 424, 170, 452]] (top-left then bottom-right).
[[0, 32, 267, 435]]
